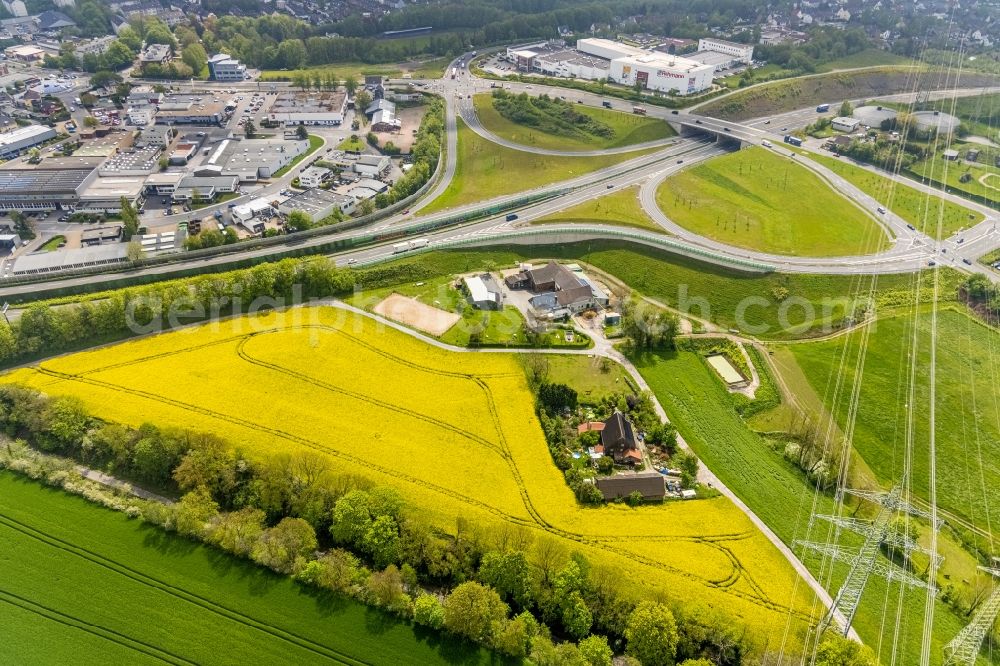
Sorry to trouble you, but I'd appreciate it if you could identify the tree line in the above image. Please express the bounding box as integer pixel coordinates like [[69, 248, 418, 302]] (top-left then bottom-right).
[[1, 384, 762, 665]]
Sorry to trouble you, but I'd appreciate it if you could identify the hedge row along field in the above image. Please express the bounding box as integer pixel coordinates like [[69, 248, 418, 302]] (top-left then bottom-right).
[[2, 306, 821, 655], [0, 471, 489, 665]]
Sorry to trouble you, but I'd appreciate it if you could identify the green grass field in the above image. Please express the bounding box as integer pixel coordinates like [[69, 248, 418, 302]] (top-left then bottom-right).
[[656, 148, 890, 256], [420, 119, 657, 213], [543, 355, 632, 403], [633, 349, 991, 665], [788, 307, 1000, 538], [355, 242, 963, 340], [803, 151, 983, 239], [337, 135, 366, 152], [0, 471, 492, 665], [532, 185, 664, 233], [472, 94, 675, 151], [40, 235, 66, 252]]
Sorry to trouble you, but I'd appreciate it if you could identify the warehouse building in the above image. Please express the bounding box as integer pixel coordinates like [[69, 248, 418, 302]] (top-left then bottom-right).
[[352, 154, 390, 178], [697, 38, 754, 63], [278, 188, 356, 221], [209, 137, 308, 181], [609, 52, 714, 94], [172, 166, 239, 201], [268, 91, 347, 126], [0, 124, 56, 158], [232, 198, 274, 233], [0, 164, 96, 211], [576, 38, 646, 61], [155, 98, 226, 125], [77, 176, 145, 213], [533, 49, 610, 80], [4, 44, 45, 62]]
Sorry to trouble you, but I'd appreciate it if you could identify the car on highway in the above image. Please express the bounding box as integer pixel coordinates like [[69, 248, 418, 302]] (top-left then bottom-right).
[[764, 120, 771, 124], [781, 127, 787, 131], [906, 224, 915, 230], [676, 159, 684, 164], [963, 258, 973, 265], [723, 127, 731, 132], [877, 206, 886, 214], [928, 260, 937, 266], [695, 119, 702, 124], [606, 184, 614, 189], [957, 238, 965, 244]]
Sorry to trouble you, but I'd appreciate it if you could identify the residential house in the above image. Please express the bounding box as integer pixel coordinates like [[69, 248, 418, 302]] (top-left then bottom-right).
[[506, 261, 607, 317], [599, 411, 642, 465]]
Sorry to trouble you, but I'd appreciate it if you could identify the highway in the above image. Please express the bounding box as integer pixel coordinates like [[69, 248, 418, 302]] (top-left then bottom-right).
[[2, 56, 998, 297]]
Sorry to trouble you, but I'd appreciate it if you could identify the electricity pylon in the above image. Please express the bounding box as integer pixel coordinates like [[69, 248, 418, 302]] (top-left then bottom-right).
[[943, 566, 1000, 666], [795, 486, 941, 636]]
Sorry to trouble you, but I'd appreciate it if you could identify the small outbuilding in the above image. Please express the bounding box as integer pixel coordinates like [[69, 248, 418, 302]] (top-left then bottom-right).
[[596, 471, 666, 501], [463, 273, 503, 310]]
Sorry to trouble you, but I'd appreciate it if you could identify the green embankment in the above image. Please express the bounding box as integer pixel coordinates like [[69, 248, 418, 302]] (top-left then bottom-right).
[[533, 185, 664, 233], [656, 148, 890, 257], [633, 348, 992, 665], [803, 151, 983, 239], [0, 471, 492, 665], [419, 119, 658, 214], [789, 307, 1000, 537], [472, 93, 675, 151]]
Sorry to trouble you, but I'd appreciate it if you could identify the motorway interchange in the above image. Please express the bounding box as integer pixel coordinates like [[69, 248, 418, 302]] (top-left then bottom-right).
[[1, 54, 998, 301]]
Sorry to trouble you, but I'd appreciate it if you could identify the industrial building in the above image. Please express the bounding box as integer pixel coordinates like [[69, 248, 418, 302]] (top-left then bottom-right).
[[140, 43, 172, 65], [508, 37, 716, 95], [208, 137, 308, 181], [0, 164, 95, 211], [172, 166, 239, 201], [298, 166, 329, 189], [207, 53, 247, 81], [278, 188, 356, 221], [696, 38, 754, 63], [3, 44, 45, 61], [232, 198, 274, 234], [352, 154, 390, 178], [608, 52, 714, 94], [155, 98, 227, 125], [268, 91, 347, 126], [77, 176, 145, 213], [0, 124, 56, 158]]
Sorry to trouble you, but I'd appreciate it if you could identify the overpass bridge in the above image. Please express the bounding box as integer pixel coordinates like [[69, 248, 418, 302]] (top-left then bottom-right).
[[676, 116, 762, 148]]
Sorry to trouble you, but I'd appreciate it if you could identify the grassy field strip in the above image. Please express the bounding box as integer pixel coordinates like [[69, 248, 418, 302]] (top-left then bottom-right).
[[0, 471, 482, 665], [419, 118, 660, 213], [800, 150, 984, 239], [0, 585, 196, 666], [532, 185, 665, 233], [0, 511, 365, 665], [655, 147, 890, 257]]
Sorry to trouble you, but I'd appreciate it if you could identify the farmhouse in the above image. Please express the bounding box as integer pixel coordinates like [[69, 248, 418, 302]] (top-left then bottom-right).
[[600, 411, 643, 465], [463, 274, 503, 310], [596, 471, 665, 501], [506, 261, 608, 317]]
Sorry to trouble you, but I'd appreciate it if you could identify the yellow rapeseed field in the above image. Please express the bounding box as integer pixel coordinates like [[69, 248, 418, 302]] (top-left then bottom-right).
[[3, 305, 820, 649]]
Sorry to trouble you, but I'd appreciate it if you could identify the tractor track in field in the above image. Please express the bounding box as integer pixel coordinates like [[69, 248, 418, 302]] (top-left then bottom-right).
[[0, 587, 196, 666], [0, 513, 368, 666], [33, 333, 813, 621]]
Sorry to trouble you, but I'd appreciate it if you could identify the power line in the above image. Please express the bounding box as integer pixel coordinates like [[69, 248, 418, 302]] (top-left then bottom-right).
[[796, 486, 941, 637], [943, 567, 1000, 666]]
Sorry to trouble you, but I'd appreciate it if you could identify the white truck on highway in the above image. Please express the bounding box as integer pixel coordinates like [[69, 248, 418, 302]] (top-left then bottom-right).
[[392, 238, 430, 254]]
